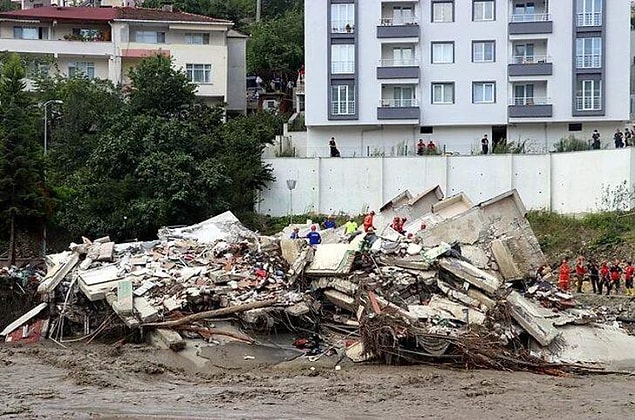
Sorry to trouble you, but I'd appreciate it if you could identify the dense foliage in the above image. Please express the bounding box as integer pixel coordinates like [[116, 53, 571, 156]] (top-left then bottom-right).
[[26, 55, 282, 243]]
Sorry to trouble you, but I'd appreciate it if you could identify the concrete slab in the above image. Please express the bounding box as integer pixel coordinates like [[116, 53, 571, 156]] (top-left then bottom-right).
[[438, 257, 502, 295], [37, 252, 80, 295], [491, 239, 522, 280], [134, 297, 160, 323], [324, 289, 356, 312], [0, 303, 48, 337], [507, 291, 559, 347], [305, 244, 356, 276]]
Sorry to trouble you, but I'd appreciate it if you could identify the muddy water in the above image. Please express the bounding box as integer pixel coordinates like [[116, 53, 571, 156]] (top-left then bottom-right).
[[1, 343, 635, 419]]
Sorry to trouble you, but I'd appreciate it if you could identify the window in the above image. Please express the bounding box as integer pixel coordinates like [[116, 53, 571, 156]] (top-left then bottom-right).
[[13, 26, 40, 40], [392, 47, 414, 66], [513, 84, 534, 105], [473, 82, 495, 103], [331, 3, 355, 33], [134, 31, 166, 44], [576, 37, 601, 68], [513, 43, 535, 63], [331, 44, 355, 74], [432, 83, 454, 104], [392, 6, 415, 25], [185, 33, 210, 45], [514, 2, 535, 15], [26, 62, 49, 79], [576, 79, 601, 111], [432, 2, 453, 22], [576, 0, 602, 27], [392, 86, 415, 107], [472, 41, 495, 62], [331, 84, 355, 115], [420, 126, 434, 134], [431, 42, 454, 63], [72, 28, 101, 40], [569, 123, 583, 132], [186, 64, 212, 83], [473, 1, 495, 21], [68, 62, 95, 79]]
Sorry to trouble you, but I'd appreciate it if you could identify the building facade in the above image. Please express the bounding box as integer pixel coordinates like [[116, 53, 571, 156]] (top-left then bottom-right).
[[304, 0, 630, 156], [0, 6, 247, 114]]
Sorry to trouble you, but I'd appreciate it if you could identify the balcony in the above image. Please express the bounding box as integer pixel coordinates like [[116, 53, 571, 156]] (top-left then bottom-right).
[[377, 18, 420, 38], [0, 38, 115, 57], [509, 13, 552, 34], [508, 55, 552, 76], [331, 20, 355, 38], [508, 97, 553, 118], [377, 98, 419, 120], [377, 59, 420, 79], [576, 12, 602, 28]]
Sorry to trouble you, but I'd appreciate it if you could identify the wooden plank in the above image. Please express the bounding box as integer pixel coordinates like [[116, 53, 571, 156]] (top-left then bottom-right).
[[0, 303, 47, 337], [37, 253, 80, 294]]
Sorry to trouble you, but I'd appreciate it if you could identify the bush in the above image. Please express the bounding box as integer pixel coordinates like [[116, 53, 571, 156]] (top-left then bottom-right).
[[552, 135, 590, 153]]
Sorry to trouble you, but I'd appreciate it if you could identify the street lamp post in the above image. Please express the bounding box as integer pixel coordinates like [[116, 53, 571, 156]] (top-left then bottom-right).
[[41, 99, 63, 257]]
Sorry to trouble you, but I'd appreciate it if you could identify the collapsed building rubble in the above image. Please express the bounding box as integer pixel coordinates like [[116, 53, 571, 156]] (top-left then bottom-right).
[[3, 189, 635, 374]]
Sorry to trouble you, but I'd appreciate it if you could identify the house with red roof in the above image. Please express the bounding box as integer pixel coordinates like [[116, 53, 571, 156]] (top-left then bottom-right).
[[0, 6, 247, 114]]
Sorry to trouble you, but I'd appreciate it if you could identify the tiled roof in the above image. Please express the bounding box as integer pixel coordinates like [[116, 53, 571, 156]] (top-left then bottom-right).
[[0, 6, 232, 24]]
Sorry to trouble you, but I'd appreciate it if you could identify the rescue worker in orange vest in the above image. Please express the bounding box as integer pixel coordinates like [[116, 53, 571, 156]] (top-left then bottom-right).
[[558, 259, 571, 290], [363, 211, 375, 232]]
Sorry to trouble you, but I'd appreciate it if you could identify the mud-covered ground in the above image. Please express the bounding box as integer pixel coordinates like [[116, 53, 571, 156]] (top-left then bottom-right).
[[1, 342, 635, 420]]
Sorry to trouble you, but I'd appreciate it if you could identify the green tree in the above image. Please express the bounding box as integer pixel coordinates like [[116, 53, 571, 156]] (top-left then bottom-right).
[[246, 6, 304, 78], [0, 54, 45, 263], [127, 55, 197, 116]]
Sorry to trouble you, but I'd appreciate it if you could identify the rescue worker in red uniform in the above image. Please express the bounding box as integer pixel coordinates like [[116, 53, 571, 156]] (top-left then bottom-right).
[[558, 259, 571, 290], [363, 211, 375, 232]]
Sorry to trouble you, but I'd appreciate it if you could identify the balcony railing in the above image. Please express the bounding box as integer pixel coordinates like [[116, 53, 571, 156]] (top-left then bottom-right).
[[331, 61, 355, 74], [510, 13, 550, 22], [331, 20, 355, 34], [509, 55, 551, 64], [378, 17, 419, 26], [509, 96, 551, 106], [378, 58, 419, 67], [380, 98, 419, 107], [575, 54, 601, 69], [576, 12, 602, 27], [576, 96, 601, 111]]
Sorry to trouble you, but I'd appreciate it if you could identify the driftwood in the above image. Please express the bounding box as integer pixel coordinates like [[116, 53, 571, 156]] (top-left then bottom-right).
[[142, 299, 278, 328]]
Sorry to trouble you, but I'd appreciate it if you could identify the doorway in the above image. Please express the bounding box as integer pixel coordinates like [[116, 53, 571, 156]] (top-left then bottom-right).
[[492, 125, 507, 151]]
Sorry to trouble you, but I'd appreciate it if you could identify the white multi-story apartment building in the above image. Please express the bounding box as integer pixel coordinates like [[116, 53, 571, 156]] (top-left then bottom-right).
[[0, 6, 247, 114], [305, 0, 630, 156]]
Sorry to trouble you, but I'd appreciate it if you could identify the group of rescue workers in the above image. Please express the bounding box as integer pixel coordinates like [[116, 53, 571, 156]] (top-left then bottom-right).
[[553, 256, 635, 296]]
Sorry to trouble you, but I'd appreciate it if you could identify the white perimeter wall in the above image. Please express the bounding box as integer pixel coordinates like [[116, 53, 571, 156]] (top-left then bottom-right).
[[258, 148, 635, 216]]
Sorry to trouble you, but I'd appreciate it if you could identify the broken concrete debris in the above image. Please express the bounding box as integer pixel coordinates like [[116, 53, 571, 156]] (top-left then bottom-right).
[[2, 188, 635, 374]]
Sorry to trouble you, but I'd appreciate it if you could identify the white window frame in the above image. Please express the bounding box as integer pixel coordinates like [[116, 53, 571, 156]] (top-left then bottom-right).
[[472, 41, 495, 63], [392, 5, 415, 25], [473, 82, 495, 104], [432, 1, 454, 23], [432, 83, 454, 104], [331, 44, 355, 74], [392, 46, 414, 66], [393, 86, 415, 107], [576, 0, 602, 27], [473, 0, 495, 21], [431, 42, 454, 64], [135, 30, 166, 44], [331, 84, 355, 115], [513, 83, 535, 105], [185, 32, 210, 45], [68, 61, 95, 79], [576, 79, 602, 111], [575, 37, 601, 69], [186, 64, 212, 84], [331, 3, 355, 33]]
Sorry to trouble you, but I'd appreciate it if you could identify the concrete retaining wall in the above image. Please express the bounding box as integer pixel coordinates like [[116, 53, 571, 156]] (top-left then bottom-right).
[[257, 148, 635, 216]]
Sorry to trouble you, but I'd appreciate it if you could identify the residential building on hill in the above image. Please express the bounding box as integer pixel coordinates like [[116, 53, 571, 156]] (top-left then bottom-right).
[[304, 0, 630, 156], [0, 6, 247, 114]]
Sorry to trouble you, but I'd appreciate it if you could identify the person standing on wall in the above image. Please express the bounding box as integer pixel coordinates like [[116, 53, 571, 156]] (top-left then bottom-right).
[[481, 134, 489, 155], [591, 129, 601, 150], [329, 137, 341, 157]]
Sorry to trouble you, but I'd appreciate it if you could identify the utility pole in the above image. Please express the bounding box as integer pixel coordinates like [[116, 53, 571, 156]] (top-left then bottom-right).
[[256, 0, 261, 21]]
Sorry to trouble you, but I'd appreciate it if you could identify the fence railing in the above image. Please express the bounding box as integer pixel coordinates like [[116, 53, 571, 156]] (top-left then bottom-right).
[[576, 96, 602, 111], [510, 13, 550, 22], [378, 17, 419, 26], [575, 54, 601, 69], [576, 12, 602, 27], [379, 98, 419, 108], [378, 58, 420, 67], [509, 96, 551, 106], [509, 55, 551, 64]]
